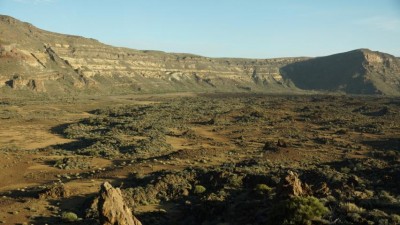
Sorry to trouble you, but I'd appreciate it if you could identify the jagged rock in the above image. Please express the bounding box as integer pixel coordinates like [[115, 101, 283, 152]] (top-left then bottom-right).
[[27, 79, 46, 92], [98, 182, 142, 225], [276, 171, 305, 198], [6, 75, 25, 89]]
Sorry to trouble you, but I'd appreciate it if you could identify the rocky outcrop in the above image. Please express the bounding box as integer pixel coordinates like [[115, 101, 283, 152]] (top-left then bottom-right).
[[4, 75, 46, 92], [98, 182, 142, 225], [276, 171, 311, 198]]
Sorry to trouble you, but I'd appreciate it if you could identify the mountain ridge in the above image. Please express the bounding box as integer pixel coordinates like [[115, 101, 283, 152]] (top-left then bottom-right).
[[1, 15, 399, 96], [281, 48, 400, 95]]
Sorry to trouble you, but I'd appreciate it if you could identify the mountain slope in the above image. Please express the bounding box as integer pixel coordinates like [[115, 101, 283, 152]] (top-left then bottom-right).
[[0, 15, 303, 96], [280, 49, 400, 95], [0, 15, 399, 96]]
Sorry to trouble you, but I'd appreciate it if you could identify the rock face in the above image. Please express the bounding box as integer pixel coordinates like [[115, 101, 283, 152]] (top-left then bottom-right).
[[1, 15, 399, 96], [98, 182, 142, 225], [0, 15, 301, 96]]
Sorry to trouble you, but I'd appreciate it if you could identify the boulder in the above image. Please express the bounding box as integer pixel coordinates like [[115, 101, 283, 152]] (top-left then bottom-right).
[[276, 171, 304, 198], [98, 182, 142, 225]]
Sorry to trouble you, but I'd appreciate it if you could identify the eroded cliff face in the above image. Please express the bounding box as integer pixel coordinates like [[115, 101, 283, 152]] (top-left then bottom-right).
[[1, 15, 399, 96], [362, 50, 400, 95], [0, 15, 304, 95]]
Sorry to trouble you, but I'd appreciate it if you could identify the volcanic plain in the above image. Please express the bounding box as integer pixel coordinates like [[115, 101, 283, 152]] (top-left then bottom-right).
[[0, 93, 399, 225]]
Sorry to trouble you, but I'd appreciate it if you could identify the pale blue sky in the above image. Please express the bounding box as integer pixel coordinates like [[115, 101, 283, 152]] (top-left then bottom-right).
[[0, 0, 399, 58]]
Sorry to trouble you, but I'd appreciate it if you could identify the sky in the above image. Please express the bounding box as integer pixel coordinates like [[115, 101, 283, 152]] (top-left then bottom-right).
[[0, 0, 399, 58]]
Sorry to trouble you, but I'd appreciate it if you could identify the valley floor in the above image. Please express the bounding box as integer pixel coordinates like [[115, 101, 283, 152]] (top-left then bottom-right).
[[0, 93, 399, 225]]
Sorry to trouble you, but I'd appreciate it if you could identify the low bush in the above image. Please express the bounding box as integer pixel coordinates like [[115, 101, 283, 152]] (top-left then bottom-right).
[[61, 211, 79, 222], [269, 196, 329, 225], [255, 183, 272, 195], [193, 185, 207, 194], [340, 202, 365, 213]]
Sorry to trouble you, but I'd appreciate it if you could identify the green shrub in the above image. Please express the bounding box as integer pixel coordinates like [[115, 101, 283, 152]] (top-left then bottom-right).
[[226, 174, 243, 187], [269, 196, 329, 225], [391, 214, 400, 224], [340, 167, 351, 173], [193, 185, 206, 194], [340, 202, 365, 213], [378, 191, 398, 204], [61, 211, 79, 222], [255, 183, 272, 194]]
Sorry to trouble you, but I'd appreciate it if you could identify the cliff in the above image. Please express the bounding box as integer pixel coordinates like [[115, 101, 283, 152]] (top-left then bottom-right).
[[1, 15, 399, 96], [0, 15, 303, 96]]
